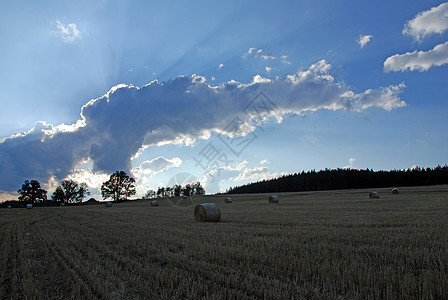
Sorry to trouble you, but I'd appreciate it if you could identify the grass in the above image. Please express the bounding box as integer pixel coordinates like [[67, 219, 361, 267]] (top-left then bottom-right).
[[1, 185, 447, 299]]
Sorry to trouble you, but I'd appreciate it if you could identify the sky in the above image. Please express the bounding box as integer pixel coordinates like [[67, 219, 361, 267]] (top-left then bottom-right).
[[1, 0, 447, 201]]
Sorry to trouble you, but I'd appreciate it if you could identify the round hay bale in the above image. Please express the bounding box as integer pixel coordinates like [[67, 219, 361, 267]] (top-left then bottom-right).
[[194, 203, 221, 222], [224, 197, 232, 203], [369, 191, 380, 199], [26, 204, 33, 209], [269, 195, 279, 203], [392, 188, 399, 194], [151, 199, 159, 206], [60, 203, 65, 207], [7, 205, 12, 209], [182, 195, 187, 199], [105, 201, 113, 207]]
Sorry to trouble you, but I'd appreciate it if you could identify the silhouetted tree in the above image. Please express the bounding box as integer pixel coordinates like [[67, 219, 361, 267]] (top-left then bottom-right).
[[226, 165, 448, 194], [192, 182, 205, 195], [52, 180, 89, 205], [165, 186, 173, 197], [101, 171, 136, 201], [18, 180, 47, 204], [182, 184, 192, 196], [173, 184, 182, 197], [143, 189, 156, 199]]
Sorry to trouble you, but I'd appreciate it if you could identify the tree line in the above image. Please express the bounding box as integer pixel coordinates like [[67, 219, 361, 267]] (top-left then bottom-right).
[[5, 170, 206, 208], [226, 165, 448, 194], [143, 182, 205, 199]]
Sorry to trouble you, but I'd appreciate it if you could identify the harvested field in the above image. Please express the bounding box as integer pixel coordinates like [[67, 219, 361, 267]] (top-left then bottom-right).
[[1, 185, 448, 299]]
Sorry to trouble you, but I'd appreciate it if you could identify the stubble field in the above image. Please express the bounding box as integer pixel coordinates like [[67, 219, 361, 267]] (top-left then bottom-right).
[[1, 185, 448, 299]]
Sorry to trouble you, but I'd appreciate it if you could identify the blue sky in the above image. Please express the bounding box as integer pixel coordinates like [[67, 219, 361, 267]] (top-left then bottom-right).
[[1, 0, 447, 200]]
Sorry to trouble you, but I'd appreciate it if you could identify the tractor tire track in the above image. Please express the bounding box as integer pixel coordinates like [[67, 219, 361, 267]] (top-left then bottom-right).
[[32, 226, 106, 299]]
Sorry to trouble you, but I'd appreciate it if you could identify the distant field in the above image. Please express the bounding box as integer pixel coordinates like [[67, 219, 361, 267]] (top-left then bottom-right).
[[1, 185, 448, 299]]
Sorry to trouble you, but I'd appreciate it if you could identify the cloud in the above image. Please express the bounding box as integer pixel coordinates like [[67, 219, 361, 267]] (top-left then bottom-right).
[[403, 2, 448, 42], [218, 63, 224, 70], [343, 158, 356, 169], [132, 157, 182, 175], [202, 160, 277, 193], [0, 191, 17, 203], [242, 48, 275, 60], [281, 55, 292, 64], [233, 165, 276, 182], [55, 20, 82, 43], [358, 34, 373, 48], [384, 41, 448, 72], [300, 134, 318, 145], [260, 159, 270, 165], [265, 66, 272, 72], [64, 168, 110, 200], [0, 60, 406, 192]]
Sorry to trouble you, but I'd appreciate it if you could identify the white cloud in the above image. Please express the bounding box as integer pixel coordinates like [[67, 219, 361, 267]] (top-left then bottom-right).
[[202, 160, 277, 193], [358, 34, 373, 48], [0, 191, 17, 203], [253, 74, 272, 83], [281, 55, 292, 64], [0, 60, 406, 192], [233, 166, 276, 182], [218, 63, 224, 70], [55, 20, 82, 43], [242, 48, 275, 60], [132, 157, 182, 176], [260, 159, 270, 165], [343, 158, 356, 169], [300, 134, 318, 145], [64, 168, 110, 200], [265, 66, 272, 72], [403, 2, 448, 42], [384, 41, 448, 72]]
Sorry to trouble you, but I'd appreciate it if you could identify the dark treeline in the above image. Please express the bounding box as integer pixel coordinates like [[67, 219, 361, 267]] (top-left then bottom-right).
[[226, 165, 448, 194]]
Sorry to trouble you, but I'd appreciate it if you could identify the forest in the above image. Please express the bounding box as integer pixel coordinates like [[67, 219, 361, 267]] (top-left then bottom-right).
[[226, 165, 448, 194]]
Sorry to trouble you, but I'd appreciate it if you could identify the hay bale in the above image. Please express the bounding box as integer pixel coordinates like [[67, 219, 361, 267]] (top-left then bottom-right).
[[182, 195, 187, 199], [151, 199, 159, 206], [369, 191, 380, 199], [105, 201, 113, 207], [26, 204, 33, 209], [7, 205, 12, 209], [224, 197, 232, 203], [60, 203, 65, 207], [269, 195, 279, 203], [392, 188, 399, 194], [194, 203, 221, 222]]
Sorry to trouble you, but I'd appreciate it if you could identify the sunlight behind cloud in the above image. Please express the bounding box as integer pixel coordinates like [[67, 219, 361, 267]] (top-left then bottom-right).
[[0, 60, 406, 192]]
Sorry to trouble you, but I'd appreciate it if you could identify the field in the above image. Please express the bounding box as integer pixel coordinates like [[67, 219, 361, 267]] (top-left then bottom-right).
[[1, 185, 448, 299]]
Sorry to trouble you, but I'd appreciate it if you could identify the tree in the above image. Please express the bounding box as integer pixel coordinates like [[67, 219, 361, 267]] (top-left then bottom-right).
[[156, 187, 163, 198], [52, 180, 89, 205], [165, 186, 172, 197], [182, 184, 192, 196], [192, 182, 205, 195], [101, 171, 136, 201], [52, 186, 65, 205], [18, 180, 47, 204], [173, 184, 182, 197], [143, 189, 156, 199]]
